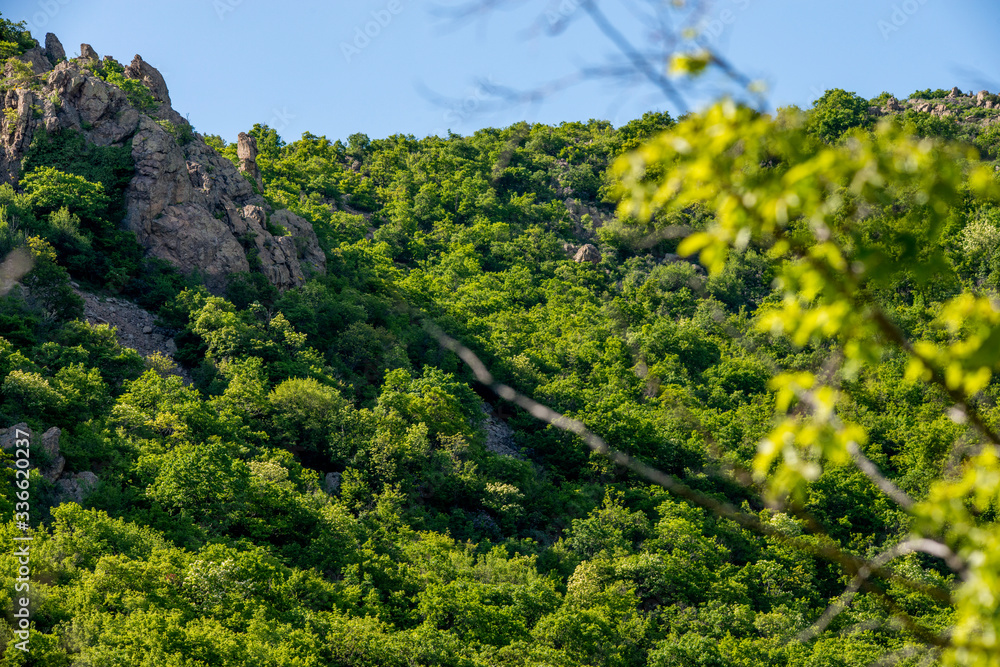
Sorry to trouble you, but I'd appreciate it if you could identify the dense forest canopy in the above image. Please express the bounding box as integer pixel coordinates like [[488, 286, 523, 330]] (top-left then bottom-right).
[[2, 10, 1000, 665]]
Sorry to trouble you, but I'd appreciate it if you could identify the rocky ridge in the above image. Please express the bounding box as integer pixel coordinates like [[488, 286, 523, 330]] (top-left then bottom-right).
[[869, 88, 1000, 121], [1, 34, 325, 293]]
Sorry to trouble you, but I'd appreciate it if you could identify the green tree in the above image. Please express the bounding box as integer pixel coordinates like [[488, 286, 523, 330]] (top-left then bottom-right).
[[808, 88, 872, 142]]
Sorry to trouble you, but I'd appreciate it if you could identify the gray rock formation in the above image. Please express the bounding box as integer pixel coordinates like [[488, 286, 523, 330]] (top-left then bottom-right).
[[323, 472, 342, 494], [124, 54, 171, 105], [574, 244, 602, 264], [41, 427, 65, 483], [947, 86, 963, 99], [18, 48, 51, 76], [44, 33, 65, 63], [57, 471, 99, 504], [0, 35, 326, 293], [0, 423, 29, 451], [80, 43, 98, 61], [237, 132, 264, 193]]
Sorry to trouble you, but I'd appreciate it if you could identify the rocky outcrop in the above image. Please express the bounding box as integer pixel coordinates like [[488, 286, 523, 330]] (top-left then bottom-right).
[[323, 472, 342, 494], [80, 43, 98, 62], [574, 244, 602, 264], [41, 427, 66, 483], [0, 423, 28, 451], [57, 471, 99, 504], [18, 48, 51, 76], [0, 424, 68, 484], [44, 33, 65, 64], [0, 35, 326, 293], [237, 132, 264, 193], [124, 55, 170, 105]]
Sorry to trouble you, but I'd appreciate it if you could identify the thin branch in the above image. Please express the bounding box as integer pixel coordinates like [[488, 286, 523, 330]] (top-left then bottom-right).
[[797, 539, 966, 643], [578, 0, 688, 113], [847, 441, 915, 510], [426, 322, 955, 609]]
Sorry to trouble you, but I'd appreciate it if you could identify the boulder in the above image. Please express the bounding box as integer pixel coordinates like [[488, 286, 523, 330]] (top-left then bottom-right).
[[884, 96, 903, 112], [573, 244, 602, 264], [80, 43, 99, 61], [947, 86, 963, 99], [44, 33, 65, 63], [56, 472, 100, 504], [0, 423, 29, 450], [41, 427, 61, 459]]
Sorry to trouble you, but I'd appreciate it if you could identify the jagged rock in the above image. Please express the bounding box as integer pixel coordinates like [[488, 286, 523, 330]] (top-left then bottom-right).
[[914, 102, 933, 113], [270, 209, 327, 277], [124, 54, 171, 105], [237, 132, 264, 193], [41, 427, 66, 484], [884, 97, 903, 112], [0, 89, 37, 183], [141, 203, 251, 292], [80, 43, 98, 61], [947, 86, 963, 99], [482, 406, 521, 459], [57, 472, 99, 504], [41, 427, 60, 459], [324, 472, 342, 494], [0, 423, 29, 450], [44, 33, 65, 63], [19, 48, 51, 76], [573, 244, 602, 264]]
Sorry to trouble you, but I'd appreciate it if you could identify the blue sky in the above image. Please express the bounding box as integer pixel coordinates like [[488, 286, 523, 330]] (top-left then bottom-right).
[[7, 0, 999, 144]]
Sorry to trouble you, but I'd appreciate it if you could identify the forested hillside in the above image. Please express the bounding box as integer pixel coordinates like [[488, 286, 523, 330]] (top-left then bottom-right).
[[2, 11, 1000, 666]]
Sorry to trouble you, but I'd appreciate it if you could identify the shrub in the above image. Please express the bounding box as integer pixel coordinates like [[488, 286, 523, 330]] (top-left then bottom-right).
[[94, 58, 157, 111], [20, 167, 110, 229]]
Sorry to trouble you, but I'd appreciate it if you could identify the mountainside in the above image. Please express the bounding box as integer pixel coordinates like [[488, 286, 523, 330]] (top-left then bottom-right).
[[3, 14, 1000, 667]]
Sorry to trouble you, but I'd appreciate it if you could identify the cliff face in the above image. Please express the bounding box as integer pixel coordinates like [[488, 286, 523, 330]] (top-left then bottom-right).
[[0, 35, 325, 292]]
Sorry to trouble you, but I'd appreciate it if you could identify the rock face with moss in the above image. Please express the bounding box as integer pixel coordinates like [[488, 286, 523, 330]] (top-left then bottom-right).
[[0, 35, 324, 292]]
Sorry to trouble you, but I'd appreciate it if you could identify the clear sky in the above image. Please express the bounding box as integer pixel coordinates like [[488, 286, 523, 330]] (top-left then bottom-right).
[[7, 0, 999, 144]]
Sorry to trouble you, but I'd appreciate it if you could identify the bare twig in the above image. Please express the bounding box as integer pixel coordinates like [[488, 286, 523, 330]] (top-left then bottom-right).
[[797, 539, 966, 643], [426, 322, 955, 610]]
